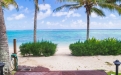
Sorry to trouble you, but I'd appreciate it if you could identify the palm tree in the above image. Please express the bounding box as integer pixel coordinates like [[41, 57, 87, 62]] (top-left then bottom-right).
[[54, 0, 121, 40], [33, 0, 44, 43], [33, 0, 38, 43], [0, 0, 18, 74]]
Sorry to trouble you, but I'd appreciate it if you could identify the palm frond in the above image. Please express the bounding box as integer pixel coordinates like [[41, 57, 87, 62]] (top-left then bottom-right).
[[55, 0, 121, 15], [53, 3, 78, 12], [99, 2, 121, 14], [105, 0, 121, 3], [115, 4, 121, 14], [96, 0, 121, 3], [56, 0, 79, 2], [2, 0, 19, 11], [69, 5, 82, 10], [98, 3, 116, 11], [1, 2, 8, 9], [10, 0, 19, 10], [91, 7, 105, 17]]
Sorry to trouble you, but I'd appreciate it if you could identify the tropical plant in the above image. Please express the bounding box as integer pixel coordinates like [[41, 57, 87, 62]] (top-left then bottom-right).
[[0, 0, 18, 74], [54, 0, 121, 40], [98, 0, 121, 14], [69, 38, 121, 56], [2, 0, 18, 9], [33, 0, 38, 43], [33, 0, 44, 43], [19, 40, 57, 57]]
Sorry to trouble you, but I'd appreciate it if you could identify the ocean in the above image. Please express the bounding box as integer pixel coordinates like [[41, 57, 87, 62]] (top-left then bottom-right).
[[7, 29, 121, 46]]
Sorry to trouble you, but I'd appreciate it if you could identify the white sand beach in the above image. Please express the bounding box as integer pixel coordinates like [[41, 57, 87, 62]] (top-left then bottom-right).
[[9, 44, 121, 72]]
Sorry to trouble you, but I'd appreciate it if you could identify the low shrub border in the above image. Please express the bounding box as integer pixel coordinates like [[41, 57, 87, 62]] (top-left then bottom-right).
[[19, 40, 57, 57], [69, 38, 121, 56]]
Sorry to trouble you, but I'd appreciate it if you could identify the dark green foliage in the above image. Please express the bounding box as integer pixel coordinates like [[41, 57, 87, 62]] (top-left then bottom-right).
[[30, 42, 42, 56], [40, 41, 57, 56], [19, 40, 57, 57], [19, 42, 32, 56], [69, 38, 121, 56]]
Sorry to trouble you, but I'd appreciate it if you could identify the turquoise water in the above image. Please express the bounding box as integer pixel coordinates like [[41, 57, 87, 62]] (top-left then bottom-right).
[[7, 29, 121, 46]]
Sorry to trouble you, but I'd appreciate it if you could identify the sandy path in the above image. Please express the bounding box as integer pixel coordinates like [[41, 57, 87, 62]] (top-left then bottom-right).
[[9, 45, 121, 72]]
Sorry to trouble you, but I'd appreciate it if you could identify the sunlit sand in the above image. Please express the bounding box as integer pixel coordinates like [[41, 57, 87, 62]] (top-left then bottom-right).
[[9, 44, 121, 72]]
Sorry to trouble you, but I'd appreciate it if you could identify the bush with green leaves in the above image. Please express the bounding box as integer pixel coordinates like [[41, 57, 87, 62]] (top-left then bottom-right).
[[19, 40, 57, 57], [40, 41, 57, 56], [19, 42, 32, 56], [69, 38, 121, 56]]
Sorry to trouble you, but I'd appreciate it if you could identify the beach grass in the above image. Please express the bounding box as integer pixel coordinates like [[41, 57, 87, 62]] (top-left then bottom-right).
[[107, 71, 121, 75], [10, 71, 16, 75]]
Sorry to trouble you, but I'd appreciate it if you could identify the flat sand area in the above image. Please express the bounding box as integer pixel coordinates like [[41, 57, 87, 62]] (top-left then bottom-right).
[[9, 44, 121, 72]]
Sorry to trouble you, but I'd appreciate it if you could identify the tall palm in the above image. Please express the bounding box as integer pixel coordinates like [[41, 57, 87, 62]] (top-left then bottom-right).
[[0, 0, 18, 74], [33, 0, 44, 43], [54, 0, 121, 40], [33, 0, 39, 43]]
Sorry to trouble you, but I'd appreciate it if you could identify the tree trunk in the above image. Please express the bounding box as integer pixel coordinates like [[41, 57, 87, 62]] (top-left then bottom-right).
[[86, 8, 90, 40], [0, 0, 10, 75], [34, 0, 38, 43]]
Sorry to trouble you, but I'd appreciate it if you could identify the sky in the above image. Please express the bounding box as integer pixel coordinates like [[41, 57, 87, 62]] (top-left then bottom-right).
[[3, 0, 121, 30]]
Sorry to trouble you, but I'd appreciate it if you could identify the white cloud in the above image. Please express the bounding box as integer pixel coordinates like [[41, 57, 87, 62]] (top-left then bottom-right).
[[62, 20, 65, 22], [108, 21, 113, 25], [67, 11, 81, 17], [100, 17, 108, 19], [99, 14, 116, 19], [62, 18, 67, 22], [37, 4, 52, 20], [19, 6, 24, 9], [52, 10, 81, 17], [7, 17, 13, 20], [46, 22, 51, 25], [110, 14, 116, 18], [66, 11, 74, 17], [15, 14, 25, 20], [91, 12, 97, 18], [7, 14, 25, 20], [41, 21, 44, 24], [19, 6, 29, 13], [53, 12, 67, 17], [90, 21, 121, 29], [70, 20, 86, 28], [24, 7, 29, 13], [72, 13, 81, 17], [6, 21, 33, 30], [68, 19, 121, 29], [46, 21, 59, 26], [43, 19, 86, 29], [39, 4, 51, 10], [38, 19, 121, 29], [9, 5, 15, 11]]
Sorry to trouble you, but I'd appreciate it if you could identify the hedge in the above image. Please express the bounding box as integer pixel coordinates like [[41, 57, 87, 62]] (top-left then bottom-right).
[[19, 40, 57, 57], [69, 38, 121, 56]]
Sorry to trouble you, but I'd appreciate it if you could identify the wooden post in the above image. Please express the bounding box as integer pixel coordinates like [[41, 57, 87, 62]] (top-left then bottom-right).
[[13, 39, 17, 71], [13, 39, 17, 54]]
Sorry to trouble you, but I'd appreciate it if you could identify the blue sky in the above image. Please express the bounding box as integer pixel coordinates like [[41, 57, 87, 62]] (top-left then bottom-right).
[[3, 0, 121, 30]]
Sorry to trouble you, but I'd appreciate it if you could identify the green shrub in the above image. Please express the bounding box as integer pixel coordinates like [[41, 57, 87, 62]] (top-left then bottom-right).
[[41, 41, 57, 56], [69, 38, 121, 56], [19, 42, 32, 56], [30, 42, 42, 56], [19, 40, 57, 57]]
